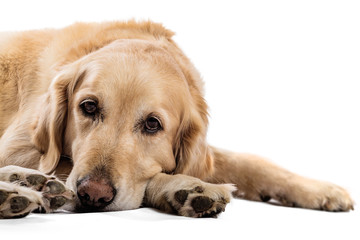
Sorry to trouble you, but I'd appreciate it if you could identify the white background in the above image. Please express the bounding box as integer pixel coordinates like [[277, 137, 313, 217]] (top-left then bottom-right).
[[0, 0, 359, 239]]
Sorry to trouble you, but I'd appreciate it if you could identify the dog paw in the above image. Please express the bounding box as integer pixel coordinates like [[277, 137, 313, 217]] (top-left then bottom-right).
[[0, 165, 75, 214], [0, 181, 44, 218], [168, 183, 235, 218], [269, 178, 354, 212], [306, 182, 354, 212]]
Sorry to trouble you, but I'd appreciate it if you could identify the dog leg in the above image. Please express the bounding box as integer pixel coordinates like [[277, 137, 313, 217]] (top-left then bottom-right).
[[0, 165, 75, 218], [143, 173, 236, 217], [207, 147, 354, 212]]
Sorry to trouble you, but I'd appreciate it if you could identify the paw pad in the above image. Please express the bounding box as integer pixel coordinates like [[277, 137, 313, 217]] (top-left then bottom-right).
[[174, 186, 204, 205], [50, 196, 67, 209], [174, 190, 189, 205], [10, 196, 30, 213], [46, 181, 66, 194], [191, 196, 214, 213], [0, 190, 9, 205], [260, 194, 271, 202], [193, 186, 204, 193], [26, 175, 47, 190], [9, 174, 20, 182], [170, 184, 231, 218], [1, 166, 75, 218]]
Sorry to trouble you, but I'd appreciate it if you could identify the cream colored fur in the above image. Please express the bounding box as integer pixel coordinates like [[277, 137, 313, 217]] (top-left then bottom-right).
[[0, 21, 354, 215]]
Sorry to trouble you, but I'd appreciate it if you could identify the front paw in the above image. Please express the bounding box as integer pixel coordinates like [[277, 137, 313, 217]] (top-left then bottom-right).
[[0, 166, 75, 213], [168, 183, 236, 218], [0, 182, 43, 218]]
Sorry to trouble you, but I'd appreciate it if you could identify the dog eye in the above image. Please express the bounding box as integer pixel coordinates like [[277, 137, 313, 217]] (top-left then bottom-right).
[[80, 99, 98, 115], [144, 116, 162, 134]]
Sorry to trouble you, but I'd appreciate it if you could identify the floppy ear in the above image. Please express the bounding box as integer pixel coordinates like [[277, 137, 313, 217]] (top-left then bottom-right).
[[173, 99, 214, 180], [163, 38, 215, 180], [32, 62, 84, 174]]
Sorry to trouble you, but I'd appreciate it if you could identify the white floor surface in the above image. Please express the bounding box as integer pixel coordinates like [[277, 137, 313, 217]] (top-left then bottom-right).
[[1, 198, 359, 239]]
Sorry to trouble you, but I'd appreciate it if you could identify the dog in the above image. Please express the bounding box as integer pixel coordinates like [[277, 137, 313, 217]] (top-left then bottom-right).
[[0, 21, 354, 218]]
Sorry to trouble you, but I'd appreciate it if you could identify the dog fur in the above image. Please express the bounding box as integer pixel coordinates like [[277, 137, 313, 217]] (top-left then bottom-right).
[[0, 21, 354, 218]]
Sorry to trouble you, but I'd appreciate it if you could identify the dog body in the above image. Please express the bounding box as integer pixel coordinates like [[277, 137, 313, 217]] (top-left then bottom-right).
[[0, 21, 353, 218]]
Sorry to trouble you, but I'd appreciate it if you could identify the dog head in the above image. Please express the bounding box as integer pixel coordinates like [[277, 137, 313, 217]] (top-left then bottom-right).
[[32, 38, 213, 211]]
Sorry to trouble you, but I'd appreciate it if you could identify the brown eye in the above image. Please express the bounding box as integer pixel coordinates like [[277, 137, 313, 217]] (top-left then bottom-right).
[[80, 99, 98, 115], [145, 116, 162, 133]]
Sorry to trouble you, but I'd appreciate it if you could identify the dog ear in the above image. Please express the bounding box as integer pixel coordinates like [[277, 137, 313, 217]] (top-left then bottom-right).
[[173, 96, 214, 180], [32, 62, 84, 174], [163, 40, 215, 179]]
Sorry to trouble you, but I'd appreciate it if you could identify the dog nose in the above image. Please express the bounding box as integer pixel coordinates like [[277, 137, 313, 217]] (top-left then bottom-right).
[[77, 177, 116, 209]]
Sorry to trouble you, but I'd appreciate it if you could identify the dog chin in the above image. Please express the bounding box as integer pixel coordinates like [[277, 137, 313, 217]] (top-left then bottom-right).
[[69, 198, 140, 213]]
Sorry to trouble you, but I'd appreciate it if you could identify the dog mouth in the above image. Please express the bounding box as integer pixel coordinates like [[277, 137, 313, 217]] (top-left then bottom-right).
[[72, 193, 143, 213], [64, 163, 148, 213], [74, 202, 111, 213], [70, 182, 144, 213], [75, 194, 116, 213]]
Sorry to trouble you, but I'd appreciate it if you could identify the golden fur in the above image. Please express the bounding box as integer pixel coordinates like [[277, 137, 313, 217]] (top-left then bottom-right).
[[0, 21, 354, 216]]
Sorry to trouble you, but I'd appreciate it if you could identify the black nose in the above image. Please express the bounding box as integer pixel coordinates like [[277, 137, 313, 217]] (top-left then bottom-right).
[[77, 177, 116, 210]]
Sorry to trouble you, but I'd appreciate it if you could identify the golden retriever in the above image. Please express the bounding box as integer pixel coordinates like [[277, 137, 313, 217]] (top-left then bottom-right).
[[0, 21, 354, 218]]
